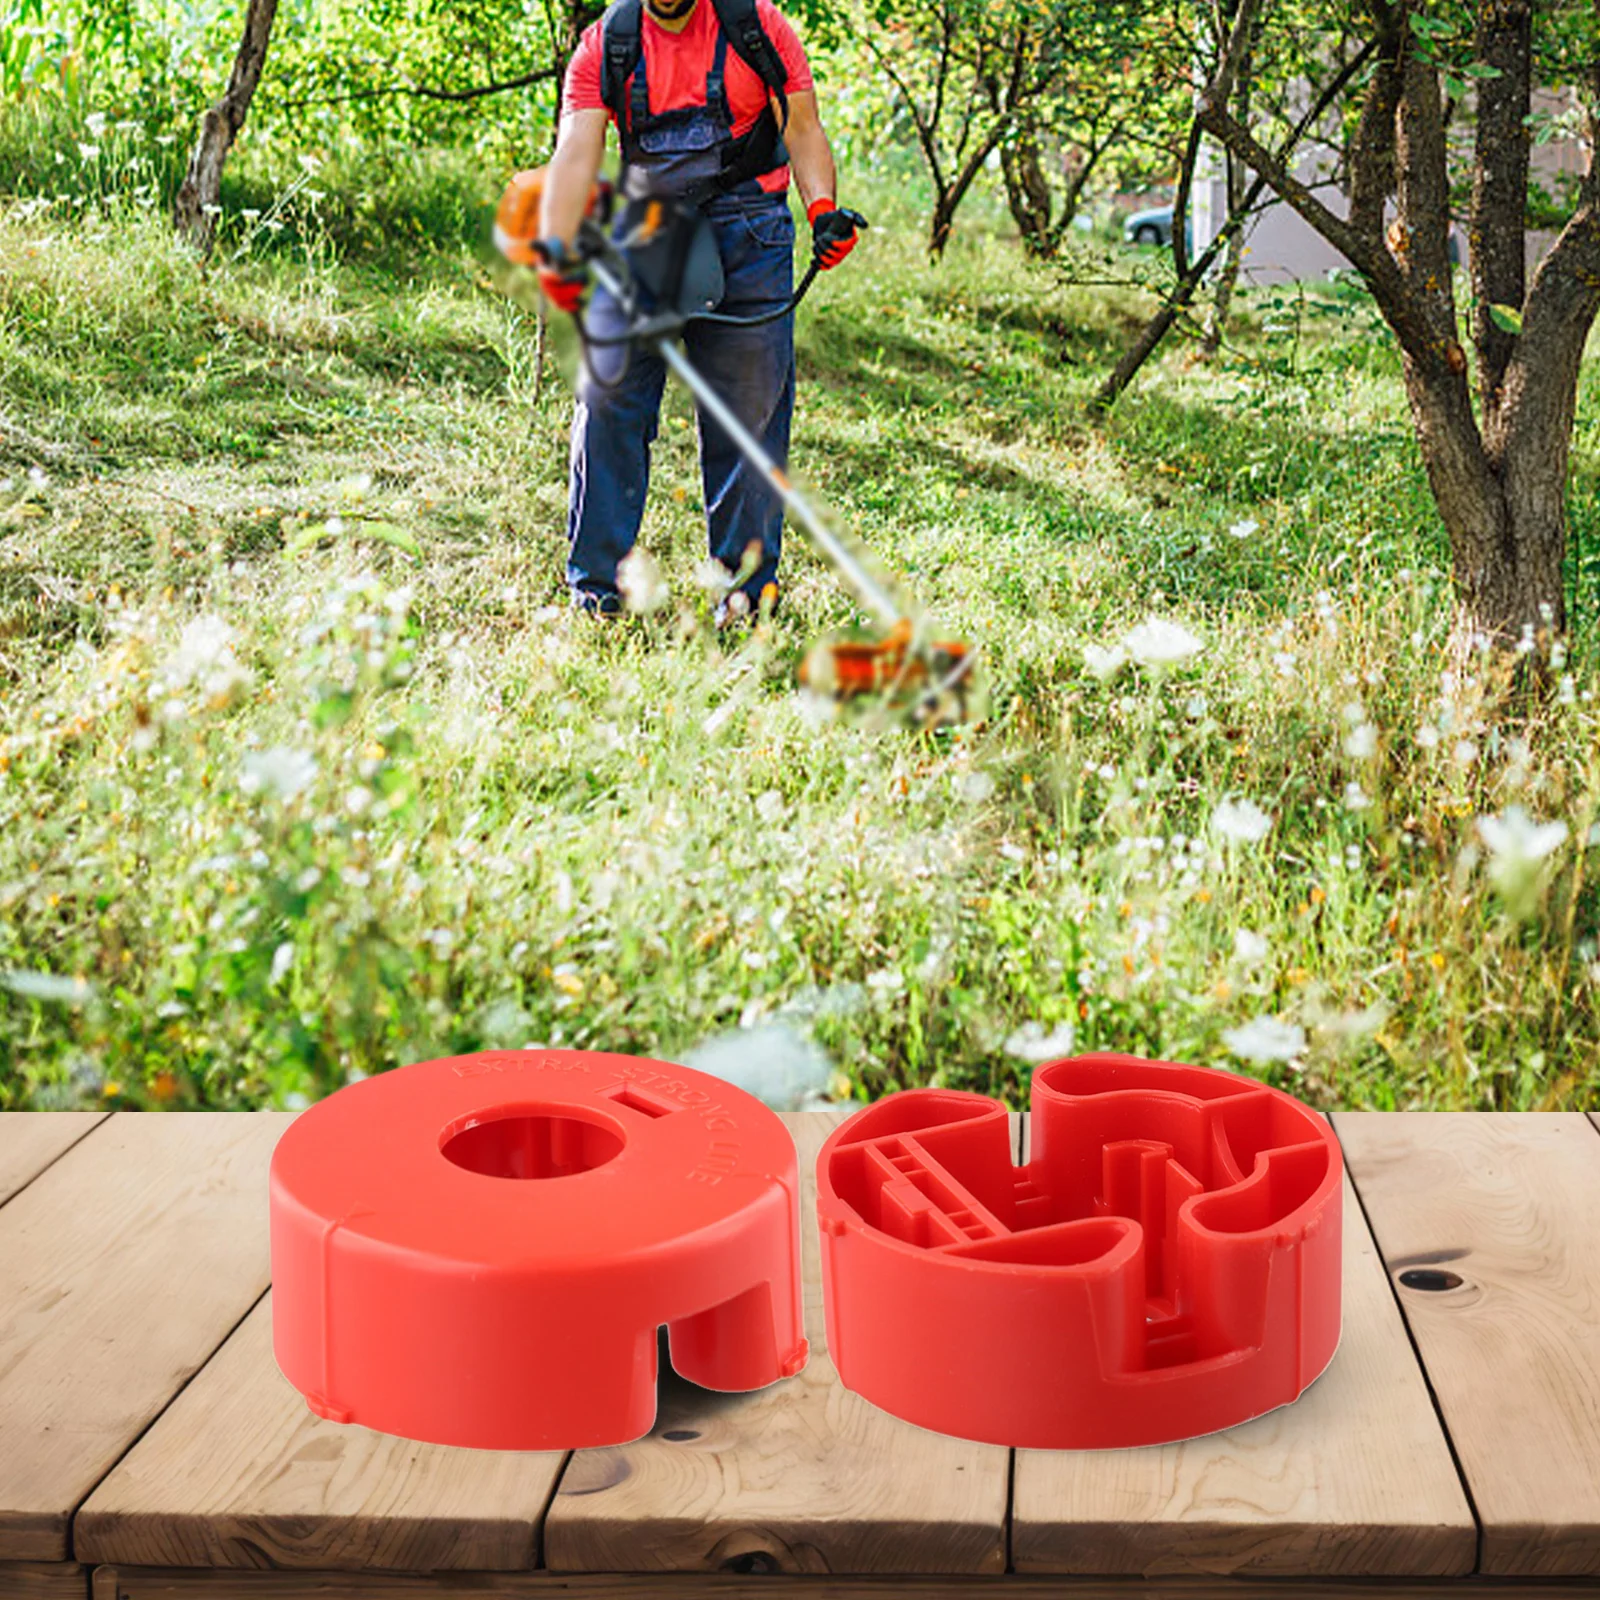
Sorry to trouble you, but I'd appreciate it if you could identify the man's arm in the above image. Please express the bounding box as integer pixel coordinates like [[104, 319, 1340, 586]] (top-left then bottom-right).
[[540, 108, 610, 249], [782, 89, 860, 269], [782, 90, 836, 215]]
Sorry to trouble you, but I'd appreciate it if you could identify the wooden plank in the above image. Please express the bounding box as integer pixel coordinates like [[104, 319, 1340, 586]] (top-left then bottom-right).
[[1012, 1168, 1474, 1575], [0, 1562, 89, 1600], [0, 1113, 108, 1207], [86, 1564, 1600, 1600], [542, 1111, 1012, 1575], [0, 1112, 289, 1562], [1336, 1111, 1600, 1577], [76, 1294, 564, 1571]]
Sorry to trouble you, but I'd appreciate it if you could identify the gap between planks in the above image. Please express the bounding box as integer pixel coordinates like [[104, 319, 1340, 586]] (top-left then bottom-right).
[[1335, 1112, 1600, 1579], [0, 1112, 290, 1563], [0, 1111, 110, 1209]]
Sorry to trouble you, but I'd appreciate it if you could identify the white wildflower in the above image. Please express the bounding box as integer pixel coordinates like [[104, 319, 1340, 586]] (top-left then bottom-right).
[[618, 547, 669, 613], [1416, 723, 1440, 750], [1343, 781, 1371, 811], [1211, 797, 1274, 845], [959, 770, 995, 802], [1453, 739, 1479, 768], [1004, 1019, 1077, 1064], [693, 558, 733, 594], [1227, 517, 1259, 539], [1, 970, 94, 1005], [239, 745, 317, 801], [1476, 805, 1567, 919], [1317, 1002, 1390, 1041], [161, 613, 249, 700], [1344, 723, 1378, 759], [1222, 1015, 1307, 1065], [1122, 617, 1203, 666], [1083, 642, 1127, 680], [1232, 928, 1270, 965], [1478, 806, 1567, 867], [270, 943, 295, 985]]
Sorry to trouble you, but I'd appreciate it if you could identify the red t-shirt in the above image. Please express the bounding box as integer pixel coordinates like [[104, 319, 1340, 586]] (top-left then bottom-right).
[[563, 0, 813, 194]]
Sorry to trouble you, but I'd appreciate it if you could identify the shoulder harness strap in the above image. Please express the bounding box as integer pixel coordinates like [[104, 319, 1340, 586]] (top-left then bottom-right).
[[599, 0, 646, 129], [707, 0, 790, 129]]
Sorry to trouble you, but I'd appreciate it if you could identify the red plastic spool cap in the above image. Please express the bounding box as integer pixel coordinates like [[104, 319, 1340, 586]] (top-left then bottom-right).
[[271, 1051, 807, 1450], [817, 1054, 1342, 1447]]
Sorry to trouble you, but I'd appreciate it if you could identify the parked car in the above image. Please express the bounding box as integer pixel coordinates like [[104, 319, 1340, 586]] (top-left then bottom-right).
[[1123, 205, 1194, 252]]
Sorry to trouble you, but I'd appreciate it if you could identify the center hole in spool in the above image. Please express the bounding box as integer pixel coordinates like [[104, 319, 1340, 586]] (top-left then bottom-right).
[[440, 1107, 624, 1180]]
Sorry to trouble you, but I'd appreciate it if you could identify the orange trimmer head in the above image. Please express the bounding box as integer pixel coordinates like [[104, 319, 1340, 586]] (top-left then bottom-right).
[[798, 619, 978, 728]]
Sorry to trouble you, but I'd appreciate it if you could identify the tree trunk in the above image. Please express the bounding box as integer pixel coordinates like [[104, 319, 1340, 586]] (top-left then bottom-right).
[[1001, 122, 1054, 255], [1202, 149, 1245, 355], [1401, 353, 1568, 639], [1093, 177, 1263, 411], [174, 0, 279, 255]]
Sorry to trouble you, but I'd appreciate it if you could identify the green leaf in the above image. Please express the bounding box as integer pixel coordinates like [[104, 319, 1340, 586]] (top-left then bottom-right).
[[284, 517, 420, 560], [1488, 302, 1523, 334], [354, 520, 421, 556]]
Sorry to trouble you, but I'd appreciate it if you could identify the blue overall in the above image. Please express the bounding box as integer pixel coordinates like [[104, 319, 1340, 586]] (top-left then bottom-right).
[[566, 29, 795, 616]]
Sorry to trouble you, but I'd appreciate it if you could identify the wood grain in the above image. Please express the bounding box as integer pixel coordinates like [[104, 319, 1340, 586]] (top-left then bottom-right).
[[0, 1113, 107, 1207], [1012, 1169, 1474, 1576], [1336, 1111, 1600, 1577], [76, 1293, 566, 1571], [0, 1562, 90, 1600], [542, 1112, 1011, 1576], [0, 1112, 289, 1561], [87, 1565, 1600, 1600]]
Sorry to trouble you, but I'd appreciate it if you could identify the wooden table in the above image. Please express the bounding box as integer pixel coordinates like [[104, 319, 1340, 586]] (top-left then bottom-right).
[[4, 1109, 1599, 1600]]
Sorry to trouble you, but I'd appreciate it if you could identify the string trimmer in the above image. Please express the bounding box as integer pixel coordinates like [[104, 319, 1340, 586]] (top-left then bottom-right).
[[492, 167, 978, 728]]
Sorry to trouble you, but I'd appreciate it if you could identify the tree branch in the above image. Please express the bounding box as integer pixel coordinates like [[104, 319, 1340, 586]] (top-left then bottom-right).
[[1470, 0, 1533, 410], [273, 65, 559, 113]]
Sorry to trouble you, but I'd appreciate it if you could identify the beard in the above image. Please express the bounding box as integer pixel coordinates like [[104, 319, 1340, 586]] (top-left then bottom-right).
[[645, 0, 697, 18]]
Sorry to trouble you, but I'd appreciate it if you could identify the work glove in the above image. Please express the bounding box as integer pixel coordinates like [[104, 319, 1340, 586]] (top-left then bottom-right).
[[533, 237, 588, 315], [808, 200, 865, 270]]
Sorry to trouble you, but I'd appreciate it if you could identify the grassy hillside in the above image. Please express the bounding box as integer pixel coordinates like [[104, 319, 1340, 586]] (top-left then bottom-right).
[[3, 172, 1599, 1113]]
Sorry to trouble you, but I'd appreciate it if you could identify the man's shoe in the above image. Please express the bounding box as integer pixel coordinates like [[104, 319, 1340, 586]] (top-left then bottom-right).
[[571, 590, 625, 619]]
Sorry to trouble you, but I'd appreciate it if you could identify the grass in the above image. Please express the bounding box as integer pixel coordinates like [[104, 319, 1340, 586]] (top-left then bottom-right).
[[2, 150, 1599, 1114]]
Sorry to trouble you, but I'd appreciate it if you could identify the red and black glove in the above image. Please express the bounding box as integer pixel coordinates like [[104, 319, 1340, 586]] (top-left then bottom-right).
[[808, 199, 865, 270], [534, 237, 588, 314]]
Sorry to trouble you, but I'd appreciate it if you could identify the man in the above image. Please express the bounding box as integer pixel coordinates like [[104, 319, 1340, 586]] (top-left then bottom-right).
[[536, 0, 859, 619]]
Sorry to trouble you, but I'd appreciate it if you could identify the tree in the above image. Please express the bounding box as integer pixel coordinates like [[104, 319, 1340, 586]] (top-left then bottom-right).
[[857, 0, 1083, 255], [1195, 0, 1600, 642], [174, 0, 278, 255], [1094, 1, 1371, 406], [998, 7, 1183, 256]]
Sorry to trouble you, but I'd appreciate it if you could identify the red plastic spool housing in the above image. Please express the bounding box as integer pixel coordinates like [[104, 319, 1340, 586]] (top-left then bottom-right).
[[817, 1054, 1342, 1448], [271, 1051, 807, 1450]]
